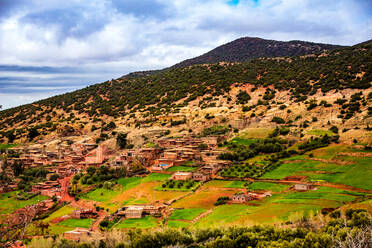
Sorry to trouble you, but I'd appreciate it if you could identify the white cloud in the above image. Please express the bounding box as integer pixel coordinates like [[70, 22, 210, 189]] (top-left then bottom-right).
[[0, 0, 371, 109]]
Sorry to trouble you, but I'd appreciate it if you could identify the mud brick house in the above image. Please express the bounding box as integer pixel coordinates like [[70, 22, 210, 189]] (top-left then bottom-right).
[[201, 136, 225, 148], [171, 171, 193, 180], [231, 191, 271, 203], [294, 183, 315, 191], [84, 145, 106, 165], [166, 147, 201, 161], [137, 148, 162, 163], [71, 209, 98, 219], [201, 150, 223, 162], [192, 172, 210, 182], [232, 193, 255, 203], [117, 204, 165, 219], [32, 181, 61, 197], [121, 205, 144, 219], [199, 162, 225, 176]]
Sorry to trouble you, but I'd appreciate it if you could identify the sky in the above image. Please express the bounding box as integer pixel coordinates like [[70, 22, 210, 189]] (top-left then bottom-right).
[[0, 0, 371, 110]]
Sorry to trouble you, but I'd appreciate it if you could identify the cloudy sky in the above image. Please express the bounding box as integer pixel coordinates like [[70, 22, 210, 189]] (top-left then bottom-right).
[[0, 0, 371, 109]]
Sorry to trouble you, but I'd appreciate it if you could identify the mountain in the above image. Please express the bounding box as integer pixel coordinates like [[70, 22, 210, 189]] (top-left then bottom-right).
[[121, 37, 343, 78], [0, 38, 371, 143], [170, 37, 344, 69]]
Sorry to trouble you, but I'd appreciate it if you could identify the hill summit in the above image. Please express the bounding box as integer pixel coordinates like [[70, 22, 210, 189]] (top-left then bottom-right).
[[171, 37, 343, 69]]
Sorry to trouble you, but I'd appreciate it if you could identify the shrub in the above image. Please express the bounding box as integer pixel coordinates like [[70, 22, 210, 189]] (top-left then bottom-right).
[[271, 116, 285, 124]]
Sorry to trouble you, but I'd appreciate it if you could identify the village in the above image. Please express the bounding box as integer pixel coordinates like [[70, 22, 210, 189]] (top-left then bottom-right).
[[0, 133, 324, 243]]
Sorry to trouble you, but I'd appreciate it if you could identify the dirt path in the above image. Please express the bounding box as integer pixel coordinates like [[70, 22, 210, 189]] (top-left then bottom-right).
[[192, 208, 214, 223], [59, 176, 74, 202], [90, 211, 107, 232]]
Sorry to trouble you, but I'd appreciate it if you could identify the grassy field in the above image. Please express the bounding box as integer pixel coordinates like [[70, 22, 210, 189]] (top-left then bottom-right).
[[169, 208, 205, 221], [195, 204, 253, 228], [239, 128, 273, 139], [43, 205, 76, 222], [58, 218, 92, 228], [116, 216, 157, 229], [81, 186, 123, 202], [167, 220, 191, 228], [141, 173, 170, 182], [118, 177, 143, 189], [166, 166, 197, 172], [261, 155, 372, 189], [228, 137, 258, 146], [225, 181, 247, 188], [0, 191, 48, 214], [307, 129, 335, 136], [247, 182, 289, 192], [0, 143, 19, 149], [172, 182, 241, 209]]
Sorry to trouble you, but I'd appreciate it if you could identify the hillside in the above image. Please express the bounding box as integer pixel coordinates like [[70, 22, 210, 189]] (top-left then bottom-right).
[[0, 39, 371, 247], [121, 37, 343, 78], [171, 37, 344, 69]]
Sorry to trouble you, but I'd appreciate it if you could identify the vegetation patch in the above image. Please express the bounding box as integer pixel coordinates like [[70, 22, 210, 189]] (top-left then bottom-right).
[[169, 208, 205, 221], [116, 216, 157, 229], [58, 218, 92, 228], [247, 182, 289, 192], [0, 191, 48, 214], [166, 166, 197, 172], [158, 180, 200, 191], [167, 220, 191, 228]]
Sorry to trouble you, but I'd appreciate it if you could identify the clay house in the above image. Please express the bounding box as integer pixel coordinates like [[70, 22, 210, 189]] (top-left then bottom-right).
[[199, 162, 225, 176], [84, 145, 106, 165], [294, 183, 316, 191], [201, 136, 225, 148], [117, 204, 165, 219], [71, 209, 98, 219], [122, 205, 144, 219], [171, 171, 193, 181], [32, 181, 61, 197], [152, 157, 185, 171], [192, 172, 210, 182], [232, 193, 255, 203]]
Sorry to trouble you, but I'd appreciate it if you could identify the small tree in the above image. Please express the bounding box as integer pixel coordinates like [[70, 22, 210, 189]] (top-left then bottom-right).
[[116, 133, 128, 149]]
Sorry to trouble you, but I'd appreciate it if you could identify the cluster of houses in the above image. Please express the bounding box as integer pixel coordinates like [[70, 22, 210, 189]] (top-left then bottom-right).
[[231, 191, 272, 203], [111, 136, 229, 182], [4, 143, 111, 197]]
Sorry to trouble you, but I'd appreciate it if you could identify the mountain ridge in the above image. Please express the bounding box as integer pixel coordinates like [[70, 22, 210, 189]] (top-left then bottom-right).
[[121, 36, 345, 78]]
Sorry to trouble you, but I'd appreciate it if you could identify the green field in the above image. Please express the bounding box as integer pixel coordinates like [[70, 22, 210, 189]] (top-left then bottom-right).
[[0, 191, 48, 214], [118, 177, 143, 189], [43, 205, 76, 223], [195, 204, 253, 228], [167, 166, 197, 172], [225, 181, 247, 188], [247, 182, 289, 192], [229, 137, 258, 146], [81, 187, 123, 202], [273, 187, 357, 205], [261, 157, 372, 189], [141, 173, 170, 182], [167, 220, 191, 228], [58, 218, 92, 228], [307, 129, 334, 136], [0, 143, 19, 149], [116, 216, 157, 229], [169, 208, 205, 221]]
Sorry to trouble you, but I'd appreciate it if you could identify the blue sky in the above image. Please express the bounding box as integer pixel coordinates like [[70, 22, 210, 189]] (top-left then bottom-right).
[[0, 0, 371, 109]]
